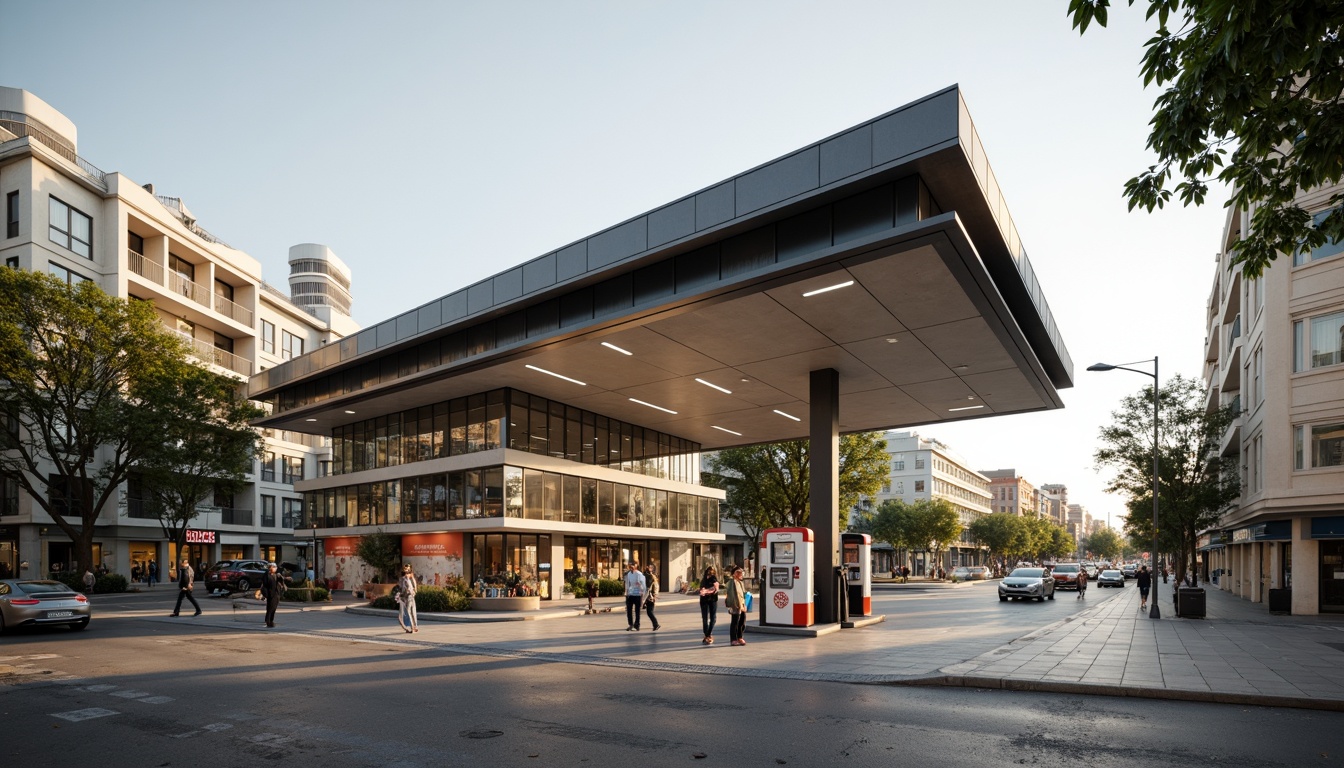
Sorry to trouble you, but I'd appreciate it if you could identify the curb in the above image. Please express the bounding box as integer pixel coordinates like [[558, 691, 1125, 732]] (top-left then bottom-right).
[[891, 674, 1344, 713]]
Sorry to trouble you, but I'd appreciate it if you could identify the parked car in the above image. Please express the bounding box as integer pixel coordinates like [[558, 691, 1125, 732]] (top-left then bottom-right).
[[0, 579, 91, 632], [966, 566, 991, 580], [1050, 562, 1082, 590], [205, 560, 272, 594], [1097, 569, 1125, 588], [951, 566, 972, 581], [1122, 564, 1138, 579], [998, 568, 1056, 602]]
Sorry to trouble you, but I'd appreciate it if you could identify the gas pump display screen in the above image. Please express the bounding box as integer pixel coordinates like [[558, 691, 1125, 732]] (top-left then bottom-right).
[[843, 544, 859, 564], [769, 567, 793, 588], [770, 541, 795, 564]]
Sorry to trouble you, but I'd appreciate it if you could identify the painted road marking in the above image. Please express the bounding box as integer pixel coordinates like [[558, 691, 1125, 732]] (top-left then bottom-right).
[[52, 708, 119, 722], [203, 723, 233, 732], [140, 696, 174, 704], [109, 689, 150, 699], [79, 684, 117, 692]]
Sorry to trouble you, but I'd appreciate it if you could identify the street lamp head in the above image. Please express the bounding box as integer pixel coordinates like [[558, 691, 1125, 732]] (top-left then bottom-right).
[[1087, 363, 1117, 372]]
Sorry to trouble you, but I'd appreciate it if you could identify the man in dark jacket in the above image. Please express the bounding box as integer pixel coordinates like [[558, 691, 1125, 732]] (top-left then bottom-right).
[[261, 563, 285, 628], [171, 559, 201, 616]]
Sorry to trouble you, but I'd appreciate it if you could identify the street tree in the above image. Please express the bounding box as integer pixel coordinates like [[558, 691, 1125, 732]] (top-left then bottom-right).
[[968, 513, 1025, 572], [703, 432, 888, 536], [133, 359, 263, 565], [0, 270, 187, 575], [895, 498, 963, 579], [356, 528, 402, 584], [1094, 374, 1240, 586], [1067, 0, 1344, 277], [870, 498, 916, 568], [1084, 528, 1125, 561]]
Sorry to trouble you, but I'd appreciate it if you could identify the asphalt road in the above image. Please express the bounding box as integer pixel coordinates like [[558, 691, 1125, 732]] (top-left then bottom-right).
[[4, 586, 1342, 767]]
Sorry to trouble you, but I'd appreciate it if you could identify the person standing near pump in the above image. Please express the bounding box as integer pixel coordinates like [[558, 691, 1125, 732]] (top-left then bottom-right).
[[698, 565, 719, 645], [642, 565, 660, 631], [1137, 565, 1152, 611], [170, 559, 201, 617], [398, 564, 419, 633], [726, 565, 747, 646], [261, 562, 285, 628], [623, 561, 645, 631]]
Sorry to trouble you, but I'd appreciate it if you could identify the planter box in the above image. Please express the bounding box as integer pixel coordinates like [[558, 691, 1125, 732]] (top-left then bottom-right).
[[471, 596, 540, 612]]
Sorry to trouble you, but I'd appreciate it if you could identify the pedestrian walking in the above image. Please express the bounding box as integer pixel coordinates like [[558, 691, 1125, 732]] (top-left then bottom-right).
[[1137, 565, 1152, 611], [642, 565, 660, 631], [148, 559, 159, 587], [586, 571, 599, 613], [698, 565, 719, 645], [397, 564, 419, 633], [726, 565, 748, 645], [171, 559, 201, 617], [82, 569, 95, 593], [623, 561, 645, 631], [261, 562, 286, 627], [1076, 566, 1088, 600]]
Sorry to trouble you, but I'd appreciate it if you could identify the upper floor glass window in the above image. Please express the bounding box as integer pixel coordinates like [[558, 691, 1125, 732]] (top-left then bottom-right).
[[1293, 310, 1344, 371], [261, 320, 275, 354], [281, 329, 304, 360], [49, 262, 90, 285], [1294, 210, 1344, 266], [1295, 422, 1344, 470], [48, 197, 91, 258], [6, 191, 18, 238]]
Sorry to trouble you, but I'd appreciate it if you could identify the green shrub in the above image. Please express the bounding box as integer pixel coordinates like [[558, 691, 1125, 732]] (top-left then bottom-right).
[[54, 573, 85, 592], [371, 579, 472, 612], [94, 573, 128, 593]]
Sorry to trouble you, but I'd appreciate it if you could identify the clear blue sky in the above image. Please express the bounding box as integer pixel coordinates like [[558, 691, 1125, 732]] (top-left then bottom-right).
[[2, 1, 1230, 532]]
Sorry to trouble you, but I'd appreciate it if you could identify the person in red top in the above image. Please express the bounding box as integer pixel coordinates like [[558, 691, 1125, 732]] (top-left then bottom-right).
[[1076, 566, 1089, 600]]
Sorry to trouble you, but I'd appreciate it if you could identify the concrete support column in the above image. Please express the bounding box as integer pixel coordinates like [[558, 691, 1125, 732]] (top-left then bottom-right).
[[810, 369, 840, 625], [1292, 518, 1320, 615]]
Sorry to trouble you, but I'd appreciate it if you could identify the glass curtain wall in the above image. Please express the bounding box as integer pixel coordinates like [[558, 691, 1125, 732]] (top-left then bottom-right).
[[470, 533, 551, 598]]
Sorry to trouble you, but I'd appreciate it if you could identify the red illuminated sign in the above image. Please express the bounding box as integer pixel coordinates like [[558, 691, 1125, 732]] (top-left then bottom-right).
[[184, 529, 217, 544]]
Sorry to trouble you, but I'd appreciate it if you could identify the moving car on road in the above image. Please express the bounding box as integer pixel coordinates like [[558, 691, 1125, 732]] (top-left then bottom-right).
[[1122, 564, 1138, 579], [1097, 569, 1125, 588], [998, 568, 1056, 602], [1050, 562, 1082, 590], [0, 579, 91, 632]]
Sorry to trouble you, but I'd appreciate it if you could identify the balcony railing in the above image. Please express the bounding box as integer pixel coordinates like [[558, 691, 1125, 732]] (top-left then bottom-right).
[[0, 114, 107, 188], [125, 497, 157, 519], [218, 507, 254, 526], [168, 328, 253, 376], [214, 292, 254, 327], [127, 249, 165, 284], [167, 270, 213, 309]]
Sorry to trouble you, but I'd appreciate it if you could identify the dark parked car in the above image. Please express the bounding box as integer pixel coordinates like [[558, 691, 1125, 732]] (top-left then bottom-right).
[[998, 568, 1056, 602], [1097, 569, 1125, 588], [0, 579, 91, 632], [1051, 563, 1082, 590], [205, 560, 272, 594]]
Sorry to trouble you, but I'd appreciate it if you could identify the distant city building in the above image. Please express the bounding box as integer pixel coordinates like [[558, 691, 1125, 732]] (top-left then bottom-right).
[[0, 86, 358, 578], [1039, 483, 1069, 526], [980, 469, 1039, 517], [864, 431, 991, 574], [1201, 179, 1344, 615]]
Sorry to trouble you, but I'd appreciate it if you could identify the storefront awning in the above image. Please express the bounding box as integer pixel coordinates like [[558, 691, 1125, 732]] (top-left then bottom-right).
[[1311, 516, 1344, 539]]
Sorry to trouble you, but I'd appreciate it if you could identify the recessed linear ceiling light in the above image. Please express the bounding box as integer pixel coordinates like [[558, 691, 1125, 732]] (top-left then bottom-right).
[[773, 409, 802, 422], [695, 378, 732, 394], [629, 398, 677, 415], [601, 341, 633, 356], [712, 426, 743, 436], [344, 410, 356, 414], [525, 364, 587, 386], [802, 280, 854, 297], [305, 418, 317, 422], [948, 404, 986, 412]]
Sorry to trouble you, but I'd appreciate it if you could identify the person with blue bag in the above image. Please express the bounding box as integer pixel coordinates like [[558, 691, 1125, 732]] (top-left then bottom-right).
[[726, 565, 748, 646]]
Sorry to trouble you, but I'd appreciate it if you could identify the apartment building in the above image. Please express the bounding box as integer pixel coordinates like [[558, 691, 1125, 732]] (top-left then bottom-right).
[[0, 86, 358, 579], [866, 431, 992, 574], [1039, 483, 1068, 526], [980, 469, 1041, 517], [1201, 187, 1344, 615]]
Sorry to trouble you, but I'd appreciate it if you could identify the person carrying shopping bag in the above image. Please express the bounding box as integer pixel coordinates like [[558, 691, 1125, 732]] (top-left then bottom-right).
[[726, 565, 748, 646], [642, 565, 661, 631]]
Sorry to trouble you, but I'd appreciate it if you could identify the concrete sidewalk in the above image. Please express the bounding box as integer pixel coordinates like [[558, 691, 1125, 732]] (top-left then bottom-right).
[[139, 582, 1344, 711], [935, 582, 1344, 711]]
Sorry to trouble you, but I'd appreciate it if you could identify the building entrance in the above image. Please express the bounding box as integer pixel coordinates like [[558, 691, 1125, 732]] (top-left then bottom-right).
[[1321, 541, 1344, 613]]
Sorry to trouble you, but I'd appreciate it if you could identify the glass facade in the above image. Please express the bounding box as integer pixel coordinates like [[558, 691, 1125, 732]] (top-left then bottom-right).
[[472, 533, 551, 598], [303, 465, 719, 534], [331, 388, 701, 483]]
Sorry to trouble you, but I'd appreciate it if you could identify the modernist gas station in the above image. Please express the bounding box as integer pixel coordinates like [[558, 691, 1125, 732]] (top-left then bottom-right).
[[248, 85, 1073, 627]]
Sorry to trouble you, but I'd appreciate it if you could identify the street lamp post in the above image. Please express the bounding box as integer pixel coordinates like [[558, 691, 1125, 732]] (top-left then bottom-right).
[[1087, 356, 1161, 619]]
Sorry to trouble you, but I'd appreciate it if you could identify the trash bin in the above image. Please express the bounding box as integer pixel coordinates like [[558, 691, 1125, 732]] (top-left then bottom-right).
[[1177, 587, 1206, 618], [1268, 588, 1292, 615]]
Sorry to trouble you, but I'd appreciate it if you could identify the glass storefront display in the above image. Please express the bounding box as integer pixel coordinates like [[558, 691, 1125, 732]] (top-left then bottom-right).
[[471, 534, 551, 598], [563, 537, 653, 582]]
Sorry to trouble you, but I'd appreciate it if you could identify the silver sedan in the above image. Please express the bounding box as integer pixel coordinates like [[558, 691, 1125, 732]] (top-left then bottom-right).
[[997, 567, 1056, 602], [0, 580, 92, 632]]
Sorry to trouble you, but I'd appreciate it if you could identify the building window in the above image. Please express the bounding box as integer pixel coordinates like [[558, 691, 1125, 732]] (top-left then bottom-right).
[[1295, 422, 1344, 470], [48, 197, 91, 258], [281, 329, 304, 360], [261, 320, 275, 354], [127, 231, 144, 255], [1252, 345, 1263, 408], [261, 495, 276, 527], [282, 455, 304, 484], [1295, 210, 1344, 266], [261, 451, 276, 482], [915, 458, 925, 469], [894, 481, 904, 494], [48, 263, 90, 285], [1294, 311, 1344, 371], [282, 498, 302, 528], [892, 460, 904, 471], [6, 191, 18, 238], [5, 256, 16, 269], [914, 480, 925, 493], [881, 482, 890, 493], [1, 472, 18, 516]]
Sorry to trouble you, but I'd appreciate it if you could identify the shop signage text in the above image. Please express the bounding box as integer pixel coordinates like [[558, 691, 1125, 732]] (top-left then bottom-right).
[[184, 529, 217, 544]]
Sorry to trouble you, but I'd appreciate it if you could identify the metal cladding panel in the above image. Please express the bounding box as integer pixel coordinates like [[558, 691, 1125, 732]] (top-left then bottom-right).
[[557, 242, 588, 281], [395, 312, 417, 340], [588, 218, 648, 269], [441, 291, 468, 322], [495, 267, 523, 303], [375, 320, 397, 348], [695, 181, 735, 231], [647, 198, 695, 248], [523, 253, 556, 294], [467, 282, 493, 314], [355, 328, 376, 356], [735, 147, 820, 216], [820, 126, 872, 186], [872, 88, 958, 166], [416, 300, 441, 330]]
